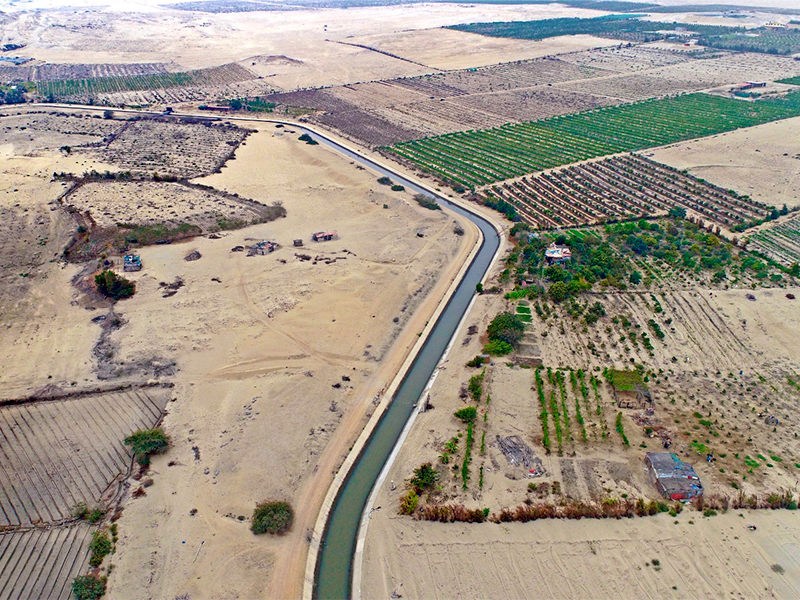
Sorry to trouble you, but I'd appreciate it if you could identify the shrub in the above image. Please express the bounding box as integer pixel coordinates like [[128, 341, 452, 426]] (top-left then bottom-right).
[[72, 575, 106, 600], [88, 531, 112, 567], [410, 463, 439, 491], [124, 428, 170, 466], [391, 184, 405, 192], [251, 500, 294, 535], [87, 508, 105, 524], [399, 490, 419, 515], [468, 370, 485, 401], [298, 133, 318, 145], [483, 340, 513, 356], [413, 194, 440, 210], [454, 406, 478, 423], [377, 176, 393, 186], [73, 502, 89, 520], [466, 355, 485, 368], [95, 270, 135, 300]]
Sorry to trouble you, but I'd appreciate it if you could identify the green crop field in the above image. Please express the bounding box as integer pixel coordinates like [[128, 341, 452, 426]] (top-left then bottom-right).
[[35, 64, 253, 100], [777, 75, 800, 86], [389, 91, 800, 190]]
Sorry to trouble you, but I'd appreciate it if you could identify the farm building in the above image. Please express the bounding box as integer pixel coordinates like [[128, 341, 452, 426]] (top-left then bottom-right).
[[123, 255, 142, 272], [312, 231, 338, 242], [735, 81, 767, 91], [248, 240, 279, 256], [645, 452, 703, 501], [544, 243, 571, 264]]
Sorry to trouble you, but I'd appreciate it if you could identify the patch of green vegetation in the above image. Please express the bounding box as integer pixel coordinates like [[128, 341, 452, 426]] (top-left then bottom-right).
[[744, 456, 760, 469], [251, 500, 294, 535], [605, 368, 645, 392], [71, 575, 106, 600], [88, 530, 113, 567], [123, 428, 170, 466], [95, 270, 135, 300], [615, 411, 629, 446], [462, 422, 474, 490], [468, 370, 485, 401], [454, 406, 478, 423], [483, 339, 513, 355]]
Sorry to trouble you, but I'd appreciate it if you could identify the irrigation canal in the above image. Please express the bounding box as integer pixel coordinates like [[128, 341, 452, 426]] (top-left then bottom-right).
[[301, 130, 502, 599], [29, 105, 502, 600]]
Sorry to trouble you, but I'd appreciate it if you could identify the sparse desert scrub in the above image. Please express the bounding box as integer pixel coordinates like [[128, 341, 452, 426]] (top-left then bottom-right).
[[251, 501, 294, 535]]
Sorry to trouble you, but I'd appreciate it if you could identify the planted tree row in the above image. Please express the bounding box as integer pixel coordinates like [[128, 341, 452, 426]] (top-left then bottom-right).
[[748, 214, 800, 268], [35, 63, 254, 100], [389, 91, 800, 189], [477, 154, 770, 230]]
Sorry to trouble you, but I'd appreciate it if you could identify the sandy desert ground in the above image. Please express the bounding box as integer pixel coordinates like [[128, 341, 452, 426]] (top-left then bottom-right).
[[363, 508, 800, 600], [651, 116, 800, 211], [346, 30, 621, 71], [0, 2, 610, 91], [0, 104, 477, 598], [3, 0, 800, 598], [91, 125, 477, 599]]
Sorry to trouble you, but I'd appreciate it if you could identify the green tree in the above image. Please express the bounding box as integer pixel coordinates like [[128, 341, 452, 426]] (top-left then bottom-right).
[[668, 207, 686, 219], [229, 98, 243, 110], [95, 270, 135, 300], [549, 281, 569, 303], [124, 428, 169, 466], [251, 501, 293, 535], [486, 311, 526, 345], [629, 271, 642, 285]]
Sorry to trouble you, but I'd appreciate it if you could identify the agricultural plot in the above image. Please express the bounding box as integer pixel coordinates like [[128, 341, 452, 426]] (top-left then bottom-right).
[[0, 62, 170, 84], [82, 118, 251, 179], [0, 524, 92, 600], [389, 91, 800, 189], [555, 73, 707, 102], [0, 387, 171, 527], [261, 57, 624, 145], [448, 87, 619, 123], [478, 154, 770, 231], [652, 52, 800, 87], [748, 214, 800, 268], [559, 45, 703, 73], [480, 57, 611, 87], [701, 30, 800, 56], [450, 15, 800, 56], [34, 63, 255, 102]]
